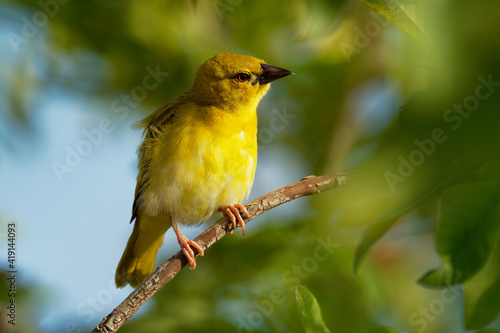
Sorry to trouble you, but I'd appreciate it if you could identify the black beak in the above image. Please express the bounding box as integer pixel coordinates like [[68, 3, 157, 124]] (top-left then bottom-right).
[[258, 63, 293, 85]]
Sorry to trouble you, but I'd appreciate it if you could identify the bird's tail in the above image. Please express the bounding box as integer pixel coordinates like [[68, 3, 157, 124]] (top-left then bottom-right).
[[115, 214, 170, 288]]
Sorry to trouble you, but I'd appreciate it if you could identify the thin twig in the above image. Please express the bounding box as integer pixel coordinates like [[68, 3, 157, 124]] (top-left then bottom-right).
[[92, 172, 349, 333]]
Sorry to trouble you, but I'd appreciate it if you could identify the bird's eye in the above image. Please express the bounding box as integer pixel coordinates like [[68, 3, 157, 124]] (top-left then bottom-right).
[[235, 73, 250, 82]]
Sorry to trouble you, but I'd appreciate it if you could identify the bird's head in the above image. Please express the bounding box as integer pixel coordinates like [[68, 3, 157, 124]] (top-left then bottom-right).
[[189, 53, 292, 110]]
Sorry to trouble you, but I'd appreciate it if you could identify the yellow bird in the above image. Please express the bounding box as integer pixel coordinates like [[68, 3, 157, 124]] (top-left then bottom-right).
[[115, 53, 292, 288]]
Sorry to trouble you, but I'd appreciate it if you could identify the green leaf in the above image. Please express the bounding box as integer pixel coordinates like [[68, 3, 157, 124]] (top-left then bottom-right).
[[354, 156, 492, 272], [463, 231, 500, 331], [361, 0, 427, 45], [473, 329, 500, 333], [363, 325, 400, 333], [353, 171, 457, 272], [295, 285, 331, 333], [353, 211, 402, 273], [418, 258, 454, 288], [419, 179, 500, 287], [465, 277, 500, 330]]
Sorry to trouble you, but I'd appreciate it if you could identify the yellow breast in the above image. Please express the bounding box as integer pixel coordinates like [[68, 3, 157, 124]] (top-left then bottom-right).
[[140, 103, 258, 224]]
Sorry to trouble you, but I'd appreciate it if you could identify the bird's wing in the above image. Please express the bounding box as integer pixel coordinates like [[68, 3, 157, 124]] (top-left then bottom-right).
[[130, 93, 188, 222]]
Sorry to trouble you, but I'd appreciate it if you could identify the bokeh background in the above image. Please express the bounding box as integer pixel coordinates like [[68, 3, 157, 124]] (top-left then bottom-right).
[[1, 0, 500, 332]]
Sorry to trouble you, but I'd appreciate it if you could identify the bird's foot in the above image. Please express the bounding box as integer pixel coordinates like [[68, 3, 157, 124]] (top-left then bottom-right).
[[219, 204, 249, 236], [174, 230, 204, 270]]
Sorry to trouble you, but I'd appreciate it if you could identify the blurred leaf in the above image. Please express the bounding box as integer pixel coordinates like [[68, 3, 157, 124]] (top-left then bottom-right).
[[474, 330, 500, 333], [418, 259, 454, 288], [419, 178, 500, 287], [295, 285, 331, 333], [353, 167, 463, 272], [363, 326, 400, 333], [361, 0, 427, 44], [465, 277, 500, 330], [463, 230, 500, 332]]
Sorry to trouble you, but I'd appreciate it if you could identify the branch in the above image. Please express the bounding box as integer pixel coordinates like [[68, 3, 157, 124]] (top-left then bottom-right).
[[92, 172, 350, 333]]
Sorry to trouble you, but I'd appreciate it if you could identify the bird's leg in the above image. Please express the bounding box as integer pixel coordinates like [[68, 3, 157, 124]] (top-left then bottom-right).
[[170, 216, 204, 270], [218, 204, 249, 236]]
